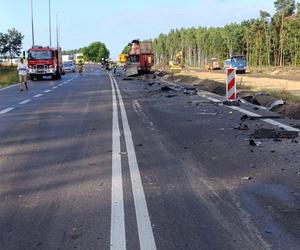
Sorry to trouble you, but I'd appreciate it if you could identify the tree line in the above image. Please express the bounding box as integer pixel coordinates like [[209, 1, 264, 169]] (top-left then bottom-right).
[[0, 28, 23, 64], [64, 41, 110, 62], [152, 0, 300, 68]]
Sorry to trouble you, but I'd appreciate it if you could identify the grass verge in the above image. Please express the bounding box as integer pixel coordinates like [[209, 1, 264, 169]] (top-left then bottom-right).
[[0, 66, 18, 88], [260, 89, 300, 103]]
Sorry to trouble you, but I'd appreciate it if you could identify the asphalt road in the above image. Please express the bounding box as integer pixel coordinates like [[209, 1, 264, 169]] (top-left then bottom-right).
[[0, 65, 300, 250]]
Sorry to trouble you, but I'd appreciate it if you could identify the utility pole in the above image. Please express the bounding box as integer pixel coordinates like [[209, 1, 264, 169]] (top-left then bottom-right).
[[49, 0, 52, 47], [31, 0, 35, 47], [56, 12, 63, 49]]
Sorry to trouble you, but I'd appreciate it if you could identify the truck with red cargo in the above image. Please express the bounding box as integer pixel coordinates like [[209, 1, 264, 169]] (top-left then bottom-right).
[[27, 46, 64, 80], [125, 40, 154, 76]]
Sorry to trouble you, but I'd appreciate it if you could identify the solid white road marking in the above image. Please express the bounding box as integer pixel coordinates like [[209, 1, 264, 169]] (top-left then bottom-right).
[[44, 89, 52, 93], [110, 74, 126, 250], [228, 106, 300, 132], [33, 94, 43, 98], [263, 118, 300, 132], [112, 75, 157, 250], [0, 107, 14, 114], [19, 99, 31, 105], [0, 84, 18, 92]]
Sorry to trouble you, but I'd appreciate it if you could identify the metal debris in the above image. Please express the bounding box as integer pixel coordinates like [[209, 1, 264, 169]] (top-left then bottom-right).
[[252, 128, 298, 139], [223, 100, 240, 106], [269, 100, 284, 111]]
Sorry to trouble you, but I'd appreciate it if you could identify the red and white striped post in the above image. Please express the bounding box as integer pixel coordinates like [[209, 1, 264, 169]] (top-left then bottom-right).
[[226, 68, 237, 101]]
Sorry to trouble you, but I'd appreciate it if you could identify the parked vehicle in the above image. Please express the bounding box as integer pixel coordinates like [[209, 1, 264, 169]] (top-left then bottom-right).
[[75, 53, 85, 65], [27, 46, 64, 80], [223, 55, 247, 74], [63, 61, 76, 73], [205, 58, 221, 70], [118, 54, 128, 64]]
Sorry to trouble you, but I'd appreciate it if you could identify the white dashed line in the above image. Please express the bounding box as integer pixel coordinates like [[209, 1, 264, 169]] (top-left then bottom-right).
[[52, 86, 58, 89], [19, 99, 31, 105], [34, 94, 43, 98], [58, 83, 63, 86], [44, 89, 52, 93], [0, 107, 15, 114]]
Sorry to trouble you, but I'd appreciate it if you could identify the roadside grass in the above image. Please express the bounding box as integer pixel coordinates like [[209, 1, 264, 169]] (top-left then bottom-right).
[[0, 66, 18, 87], [260, 89, 300, 103], [237, 83, 253, 91]]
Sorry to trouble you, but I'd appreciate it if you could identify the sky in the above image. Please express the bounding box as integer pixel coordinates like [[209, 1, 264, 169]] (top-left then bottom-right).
[[0, 0, 276, 59]]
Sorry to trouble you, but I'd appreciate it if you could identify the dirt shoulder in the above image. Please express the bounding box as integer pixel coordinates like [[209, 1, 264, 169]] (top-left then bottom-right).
[[181, 68, 300, 97]]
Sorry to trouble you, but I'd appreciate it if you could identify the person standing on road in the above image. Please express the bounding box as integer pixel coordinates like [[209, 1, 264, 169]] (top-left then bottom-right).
[[17, 58, 28, 91]]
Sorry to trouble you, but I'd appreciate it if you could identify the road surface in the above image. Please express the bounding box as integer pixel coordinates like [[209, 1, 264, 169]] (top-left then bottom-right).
[[0, 65, 300, 249]]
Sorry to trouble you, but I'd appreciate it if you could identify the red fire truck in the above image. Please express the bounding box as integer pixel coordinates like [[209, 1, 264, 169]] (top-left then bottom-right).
[[27, 46, 64, 80]]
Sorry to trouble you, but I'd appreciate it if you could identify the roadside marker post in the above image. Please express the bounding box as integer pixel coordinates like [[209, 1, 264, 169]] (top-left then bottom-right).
[[226, 68, 237, 101]]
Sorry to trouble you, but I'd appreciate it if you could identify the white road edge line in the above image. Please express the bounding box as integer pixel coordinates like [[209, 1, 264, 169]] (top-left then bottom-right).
[[227, 106, 300, 132], [160, 78, 300, 134], [33, 94, 43, 98], [112, 74, 157, 250], [0, 107, 14, 114], [19, 99, 31, 105], [109, 74, 126, 250], [0, 83, 18, 92]]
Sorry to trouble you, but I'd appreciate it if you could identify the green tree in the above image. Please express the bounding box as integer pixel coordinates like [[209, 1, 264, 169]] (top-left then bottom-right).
[[122, 44, 131, 54], [274, 0, 296, 66], [0, 28, 24, 65], [83, 41, 110, 62], [151, 0, 300, 69], [0, 32, 8, 56]]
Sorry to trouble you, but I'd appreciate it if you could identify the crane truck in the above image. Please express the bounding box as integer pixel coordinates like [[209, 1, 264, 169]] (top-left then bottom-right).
[[125, 40, 154, 76]]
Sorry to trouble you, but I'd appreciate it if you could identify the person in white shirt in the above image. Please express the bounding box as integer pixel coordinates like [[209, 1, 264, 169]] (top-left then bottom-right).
[[17, 58, 28, 91]]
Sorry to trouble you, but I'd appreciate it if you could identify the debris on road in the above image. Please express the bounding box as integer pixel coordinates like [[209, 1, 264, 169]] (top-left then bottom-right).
[[161, 86, 172, 92], [249, 139, 257, 146], [241, 176, 252, 180], [234, 123, 249, 130], [123, 77, 135, 81], [165, 94, 179, 98], [223, 100, 240, 106], [269, 100, 284, 111], [183, 87, 198, 96], [197, 112, 217, 116], [252, 128, 299, 139]]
